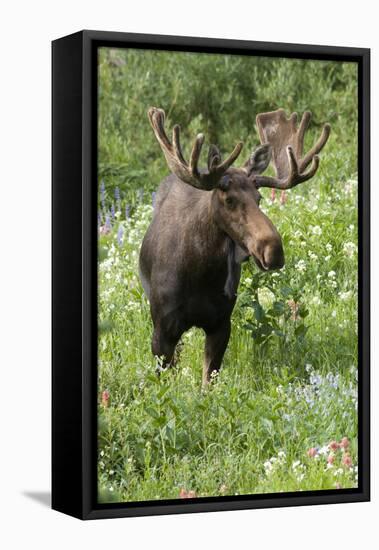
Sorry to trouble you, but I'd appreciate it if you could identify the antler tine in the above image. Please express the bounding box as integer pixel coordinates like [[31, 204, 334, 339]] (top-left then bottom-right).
[[254, 108, 330, 191], [217, 142, 244, 172], [189, 133, 205, 179], [148, 107, 243, 191], [299, 123, 331, 173], [172, 124, 186, 165]]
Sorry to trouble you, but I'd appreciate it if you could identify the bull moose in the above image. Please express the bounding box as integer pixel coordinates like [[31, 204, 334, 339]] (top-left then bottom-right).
[[139, 107, 330, 386]]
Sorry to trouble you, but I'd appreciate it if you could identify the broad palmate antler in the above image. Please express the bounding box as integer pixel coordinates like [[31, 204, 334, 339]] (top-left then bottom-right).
[[254, 109, 331, 189]]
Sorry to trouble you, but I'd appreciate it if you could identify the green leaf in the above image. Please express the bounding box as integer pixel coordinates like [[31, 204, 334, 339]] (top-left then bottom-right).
[[252, 301, 265, 322]]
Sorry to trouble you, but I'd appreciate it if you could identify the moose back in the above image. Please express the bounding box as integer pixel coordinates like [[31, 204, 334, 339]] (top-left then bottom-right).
[[139, 107, 330, 386]]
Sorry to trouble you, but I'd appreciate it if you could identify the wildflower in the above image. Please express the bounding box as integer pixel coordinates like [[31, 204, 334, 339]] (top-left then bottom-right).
[[292, 461, 301, 470], [327, 454, 335, 465], [295, 259, 306, 272], [307, 447, 318, 458], [329, 441, 339, 451], [99, 224, 111, 236], [326, 243, 333, 252], [318, 445, 329, 456], [311, 225, 322, 236], [339, 290, 352, 301], [101, 390, 110, 407], [343, 241, 357, 257], [339, 437, 350, 450], [219, 484, 228, 495], [125, 204, 130, 219], [114, 186, 120, 202], [117, 225, 124, 246], [342, 453, 352, 468], [100, 180, 106, 209], [331, 310, 337, 318], [325, 255, 331, 261], [179, 488, 197, 498], [264, 461, 273, 473], [328, 270, 336, 278]]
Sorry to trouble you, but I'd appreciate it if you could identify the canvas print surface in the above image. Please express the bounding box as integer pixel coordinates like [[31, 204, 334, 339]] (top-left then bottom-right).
[[97, 47, 358, 504]]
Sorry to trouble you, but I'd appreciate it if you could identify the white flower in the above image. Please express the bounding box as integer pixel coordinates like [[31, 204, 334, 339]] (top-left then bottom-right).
[[292, 460, 301, 470], [325, 255, 331, 261], [331, 310, 337, 318], [319, 446, 329, 456], [295, 259, 307, 272], [311, 225, 322, 236], [343, 241, 357, 257], [326, 243, 333, 252], [312, 296, 321, 305], [339, 290, 352, 301], [328, 270, 336, 278]]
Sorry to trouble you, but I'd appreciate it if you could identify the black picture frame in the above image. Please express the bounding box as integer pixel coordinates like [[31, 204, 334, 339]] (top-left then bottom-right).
[[52, 30, 370, 520]]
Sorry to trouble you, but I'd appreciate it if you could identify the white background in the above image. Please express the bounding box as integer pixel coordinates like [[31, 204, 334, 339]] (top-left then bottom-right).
[[0, 1, 376, 548]]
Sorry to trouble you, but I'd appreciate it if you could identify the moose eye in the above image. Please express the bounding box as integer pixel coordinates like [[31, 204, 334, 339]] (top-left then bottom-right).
[[225, 196, 236, 209]]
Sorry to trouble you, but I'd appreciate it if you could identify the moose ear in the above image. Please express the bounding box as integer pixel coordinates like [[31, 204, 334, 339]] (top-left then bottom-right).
[[244, 143, 272, 176]]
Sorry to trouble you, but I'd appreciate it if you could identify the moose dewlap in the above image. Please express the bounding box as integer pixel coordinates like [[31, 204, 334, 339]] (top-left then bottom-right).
[[139, 107, 330, 386]]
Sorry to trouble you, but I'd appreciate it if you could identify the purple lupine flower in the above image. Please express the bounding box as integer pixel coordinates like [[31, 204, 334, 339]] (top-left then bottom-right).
[[117, 225, 124, 246], [152, 191, 157, 208], [97, 211, 102, 228], [137, 188, 144, 203], [110, 203, 115, 220], [115, 186, 121, 212], [105, 213, 112, 231], [100, 180, 106, 209], [125, 204, 130, 220]]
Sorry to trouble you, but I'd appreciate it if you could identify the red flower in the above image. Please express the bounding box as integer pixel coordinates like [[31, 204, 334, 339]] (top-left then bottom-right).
[[179, 488, 197, 499], [339, 437, 350, 450], [101, 390, 110, 408], [329, 440, 339, 452], [342, 453, 352, 468], [307, 447, 317, 458], [327, 454, 335, 465]]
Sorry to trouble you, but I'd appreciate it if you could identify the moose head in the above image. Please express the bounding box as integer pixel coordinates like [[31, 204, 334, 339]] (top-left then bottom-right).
[[141, 107, 331, 385], [148, 107, 330, 273]]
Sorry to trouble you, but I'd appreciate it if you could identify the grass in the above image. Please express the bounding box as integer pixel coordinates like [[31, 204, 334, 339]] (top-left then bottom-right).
[[97, 49, 359, 503]]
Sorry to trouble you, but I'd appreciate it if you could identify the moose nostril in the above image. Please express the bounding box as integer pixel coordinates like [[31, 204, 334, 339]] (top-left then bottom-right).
[[263, 244, 285, 270]]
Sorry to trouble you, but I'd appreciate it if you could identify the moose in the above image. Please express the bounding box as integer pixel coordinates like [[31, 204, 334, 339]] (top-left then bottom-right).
[[139, 107, 330, 386]]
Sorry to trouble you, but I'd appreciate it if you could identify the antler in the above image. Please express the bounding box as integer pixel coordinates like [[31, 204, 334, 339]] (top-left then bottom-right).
[[254, 109, 331, 190], [148, 107, 244, 191]]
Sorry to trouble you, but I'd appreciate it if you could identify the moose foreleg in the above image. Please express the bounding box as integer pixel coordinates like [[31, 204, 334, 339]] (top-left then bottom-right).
[[203, 321, 231, 387], [151, 325, 181, 372]]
